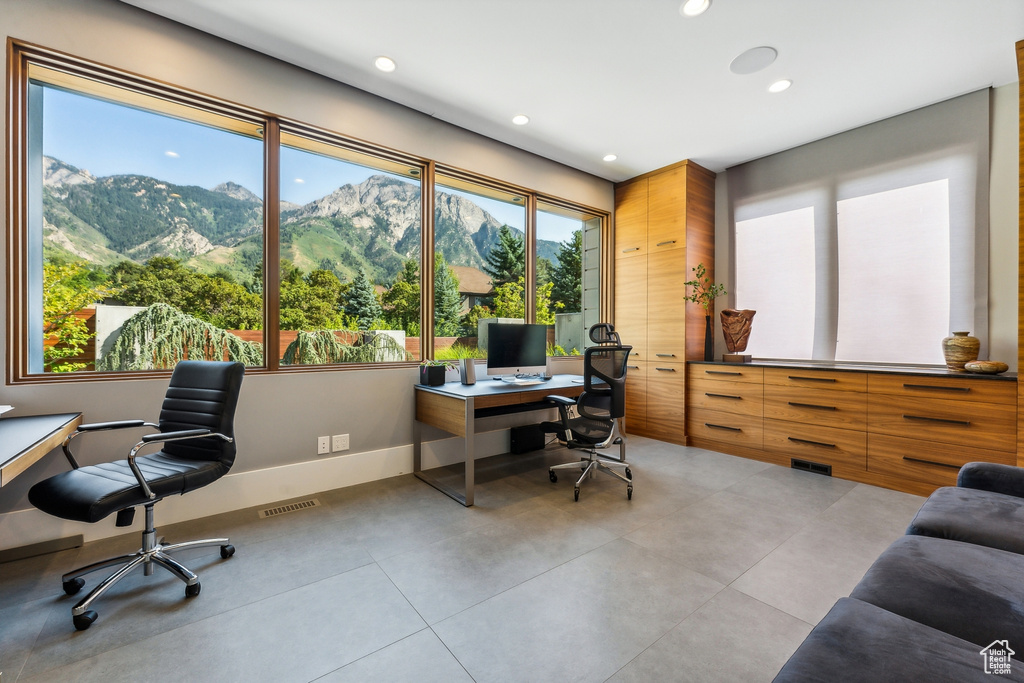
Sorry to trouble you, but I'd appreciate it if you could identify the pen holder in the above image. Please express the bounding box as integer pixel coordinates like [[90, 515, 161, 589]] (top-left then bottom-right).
[[459, 358, 477, 385]]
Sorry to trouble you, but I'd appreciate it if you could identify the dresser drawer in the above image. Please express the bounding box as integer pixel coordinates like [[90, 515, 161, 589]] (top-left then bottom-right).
[[867, 434, 1016, 488], [763, 368, 867, 392], [690, 364, 764, 385], [687, 408, 763, 449], [868, 374, 1016, 405], [689, 377, 763, 417], [763, 384, 866, 429], [867, 394, 1016, 452], [764, 419, 866, 473], [624, 361, 647, 433]]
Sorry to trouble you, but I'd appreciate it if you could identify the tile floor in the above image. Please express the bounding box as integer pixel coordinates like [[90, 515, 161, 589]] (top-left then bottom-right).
[[0, 437, 925, 682]]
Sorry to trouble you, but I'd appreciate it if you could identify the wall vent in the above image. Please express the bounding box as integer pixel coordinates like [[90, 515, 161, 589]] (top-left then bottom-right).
[[791, 458, 832, 477], [258, 498, 321, 519]]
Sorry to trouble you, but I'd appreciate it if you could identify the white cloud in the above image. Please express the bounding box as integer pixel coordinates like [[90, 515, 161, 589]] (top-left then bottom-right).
[[165, 150, 179, 158]]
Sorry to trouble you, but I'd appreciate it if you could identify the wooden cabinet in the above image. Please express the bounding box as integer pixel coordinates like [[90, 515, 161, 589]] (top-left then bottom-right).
[[686, 361, 1018, 496], [614, 161, 716, 446]]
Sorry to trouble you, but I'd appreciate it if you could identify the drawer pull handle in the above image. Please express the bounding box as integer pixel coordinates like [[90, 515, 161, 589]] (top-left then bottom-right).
[[903, 383, 971, 393], [706, 393, 742, 400], [656, 240, 677, 246], [621, 247, 640, 253], [707, 370, 742, 376], [656, 353, 676, 357], [656, 367, 677, 372], [787, 402, 837, 411], [705, 423, 741, 432], [787, 437, 836, 449], [903, 414, 971, 426], [626, 365, 640, 370], [902, 456, 962, 470], [788, 375, 837, 383]]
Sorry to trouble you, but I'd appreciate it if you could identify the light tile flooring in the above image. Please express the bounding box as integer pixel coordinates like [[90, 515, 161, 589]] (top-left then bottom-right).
[[0, 437, 925, 682]]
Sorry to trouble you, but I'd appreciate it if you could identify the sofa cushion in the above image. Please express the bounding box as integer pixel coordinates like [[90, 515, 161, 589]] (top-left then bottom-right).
[[773, 598, 1023, 682], [851, 535, 1024, 647], [907, 486, 1024, 555]]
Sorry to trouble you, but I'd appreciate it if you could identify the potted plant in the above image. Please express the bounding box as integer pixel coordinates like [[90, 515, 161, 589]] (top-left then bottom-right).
[[683, 263, 727, 361], [418, 359, 453, 386]]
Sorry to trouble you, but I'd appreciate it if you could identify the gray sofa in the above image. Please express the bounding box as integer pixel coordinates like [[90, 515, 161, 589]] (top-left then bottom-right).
[[775, 462, 1024, 682]]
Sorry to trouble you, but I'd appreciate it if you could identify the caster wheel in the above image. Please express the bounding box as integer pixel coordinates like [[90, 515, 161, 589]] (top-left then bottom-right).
[[63, 577, 85, 596], [627, 486, 633, 501], [185, 582, 201, 598], [73, 610, 97, 631], [573, 487, 580, 502], [549, 470, 557, 483], [220, 544, 235, 559], [625, 467, 632, 480]]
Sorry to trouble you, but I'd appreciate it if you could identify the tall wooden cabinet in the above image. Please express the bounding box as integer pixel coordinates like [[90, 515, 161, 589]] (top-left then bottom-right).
[[613, 161, 716, 444]]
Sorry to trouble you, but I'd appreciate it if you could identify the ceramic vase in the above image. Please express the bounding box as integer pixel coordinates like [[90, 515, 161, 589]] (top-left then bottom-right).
[[941, 331, 980, 372]]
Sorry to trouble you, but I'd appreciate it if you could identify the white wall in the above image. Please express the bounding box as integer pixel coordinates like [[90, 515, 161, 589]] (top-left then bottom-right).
[[713, 82, 1019, 371], [0, 0, 613, 549]]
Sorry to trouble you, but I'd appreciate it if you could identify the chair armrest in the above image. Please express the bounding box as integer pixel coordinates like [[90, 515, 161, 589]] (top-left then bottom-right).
[[545, 395, 577, 407], [129, 430, 232, 499], [78, 420, 153, 432], [957, 462, 1024, 498]]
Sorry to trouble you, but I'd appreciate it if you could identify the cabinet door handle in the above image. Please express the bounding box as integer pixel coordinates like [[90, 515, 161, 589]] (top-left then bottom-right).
[[902, 383, 970, 393], [706, 393, 742, 400], [655, 353, 676, 357], [788, 375, 837, 383], [787, 437, 836, 449], [706, 370, 742, 376], [902, 414, 971, 426], [621, 247, 640, 253], [903, 456, 961, 470], [626, 365, 640, 370], [655, 367, 677, 372], [705, 423, 741, 432], [655, 240, 676, 246], [787, 402, 837, 411]]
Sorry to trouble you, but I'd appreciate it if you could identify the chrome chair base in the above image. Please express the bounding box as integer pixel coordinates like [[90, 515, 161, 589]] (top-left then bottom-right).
[[548, 424, 632, 501], [62, 504, 234, 630]]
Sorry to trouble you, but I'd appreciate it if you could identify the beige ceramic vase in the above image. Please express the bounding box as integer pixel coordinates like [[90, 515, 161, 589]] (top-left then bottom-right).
[[941, 331, 980, 372]]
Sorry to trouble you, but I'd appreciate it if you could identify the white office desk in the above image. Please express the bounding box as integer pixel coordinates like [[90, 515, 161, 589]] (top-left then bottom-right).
[[413, 375, 584, 506]]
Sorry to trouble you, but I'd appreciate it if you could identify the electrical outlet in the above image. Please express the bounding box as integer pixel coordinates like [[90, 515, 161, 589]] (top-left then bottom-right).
[[332, 434, 349, 452], [317, 436, 330, 455]]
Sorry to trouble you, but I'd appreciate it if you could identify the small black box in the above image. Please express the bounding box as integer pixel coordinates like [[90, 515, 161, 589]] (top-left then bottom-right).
[[510, 424, 546, 454]]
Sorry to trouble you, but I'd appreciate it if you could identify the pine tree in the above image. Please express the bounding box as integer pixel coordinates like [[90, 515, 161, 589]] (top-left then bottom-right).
[[550, 229, 583, 314], [482, 225, 525, 288], [344, 268, 382, 329], [434, 253, 462, 337]]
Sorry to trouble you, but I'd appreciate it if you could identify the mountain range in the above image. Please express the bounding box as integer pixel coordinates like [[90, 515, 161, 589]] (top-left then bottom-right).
[[41, 156, 562, 286]]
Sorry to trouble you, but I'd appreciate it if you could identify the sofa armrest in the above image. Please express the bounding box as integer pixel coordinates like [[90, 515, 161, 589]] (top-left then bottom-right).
[[957, 462, 1024, 498]]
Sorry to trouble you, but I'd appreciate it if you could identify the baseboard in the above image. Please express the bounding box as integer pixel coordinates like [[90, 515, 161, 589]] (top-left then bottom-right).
[[0, 430, 509, 552]]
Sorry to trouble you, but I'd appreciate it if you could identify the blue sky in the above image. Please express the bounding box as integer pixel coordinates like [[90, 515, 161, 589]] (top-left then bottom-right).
[[42, 84, 579, 243]]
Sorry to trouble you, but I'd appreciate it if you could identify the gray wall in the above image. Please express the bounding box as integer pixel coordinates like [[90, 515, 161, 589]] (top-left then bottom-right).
[[0, 0, 613, 515]]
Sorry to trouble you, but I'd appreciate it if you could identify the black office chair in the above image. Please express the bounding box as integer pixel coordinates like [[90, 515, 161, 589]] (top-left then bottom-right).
[[541, 323, 633, 501], [28, 360, 244, 630]]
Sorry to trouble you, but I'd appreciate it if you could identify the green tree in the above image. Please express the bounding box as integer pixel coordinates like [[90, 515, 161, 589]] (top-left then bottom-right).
[[482, 225, 524, 288], [492, 277, 556, 324], [434, 253, 462, 337], [344, 268, 382, 330], [43, 260, 110, 372], [382, 259, 420, 334], [550, 229, 582, 314]]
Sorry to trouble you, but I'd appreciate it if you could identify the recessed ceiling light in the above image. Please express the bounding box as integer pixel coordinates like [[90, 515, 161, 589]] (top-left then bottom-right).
[[768, 79, 792, 93], [679, 0, 710, 17], [603, 154, 617, 162], [512, 114, 530, 126], [730, 46, 778, 75], [374, 56, 396, 73]]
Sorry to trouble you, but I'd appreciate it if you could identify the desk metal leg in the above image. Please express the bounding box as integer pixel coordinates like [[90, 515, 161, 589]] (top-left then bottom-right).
[[412, 397, 475, 507], [464, 397, 474, 506]]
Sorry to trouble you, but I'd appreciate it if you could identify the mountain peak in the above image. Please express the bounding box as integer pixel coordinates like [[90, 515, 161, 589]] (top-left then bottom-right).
[[43, 155, 95, 189], [211, 181, 262, 204]]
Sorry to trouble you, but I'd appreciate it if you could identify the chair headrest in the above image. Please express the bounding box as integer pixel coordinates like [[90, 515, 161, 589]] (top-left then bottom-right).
[[589, 323, 621, 345]]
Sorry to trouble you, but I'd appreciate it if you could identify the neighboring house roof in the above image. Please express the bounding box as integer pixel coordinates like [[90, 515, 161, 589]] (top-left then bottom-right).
[[450, 266, 493, 296]]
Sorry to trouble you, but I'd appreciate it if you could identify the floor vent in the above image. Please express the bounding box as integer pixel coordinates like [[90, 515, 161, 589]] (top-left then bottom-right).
[[258, 498, 321, 519], [791, 458, 832, 477]]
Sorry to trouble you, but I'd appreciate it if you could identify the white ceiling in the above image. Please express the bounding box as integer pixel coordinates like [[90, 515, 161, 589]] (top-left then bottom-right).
[[121, 0, 1024, 182]]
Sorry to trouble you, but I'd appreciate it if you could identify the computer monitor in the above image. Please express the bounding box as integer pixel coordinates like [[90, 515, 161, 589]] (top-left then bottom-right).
[[486, 323, 548, 378]]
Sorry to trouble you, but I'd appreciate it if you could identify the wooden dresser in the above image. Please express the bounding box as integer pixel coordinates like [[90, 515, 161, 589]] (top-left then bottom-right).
[[687, 361, 1018, 496], [614, 160, 715, 444]]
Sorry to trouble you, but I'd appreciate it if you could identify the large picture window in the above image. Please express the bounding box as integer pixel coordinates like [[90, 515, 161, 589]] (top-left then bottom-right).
[[7, 43, 607, 382]]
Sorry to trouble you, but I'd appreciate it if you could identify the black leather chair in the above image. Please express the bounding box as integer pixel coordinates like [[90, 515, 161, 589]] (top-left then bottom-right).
[[542, 323, 633, 501], [28, 360, 244, 630]]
